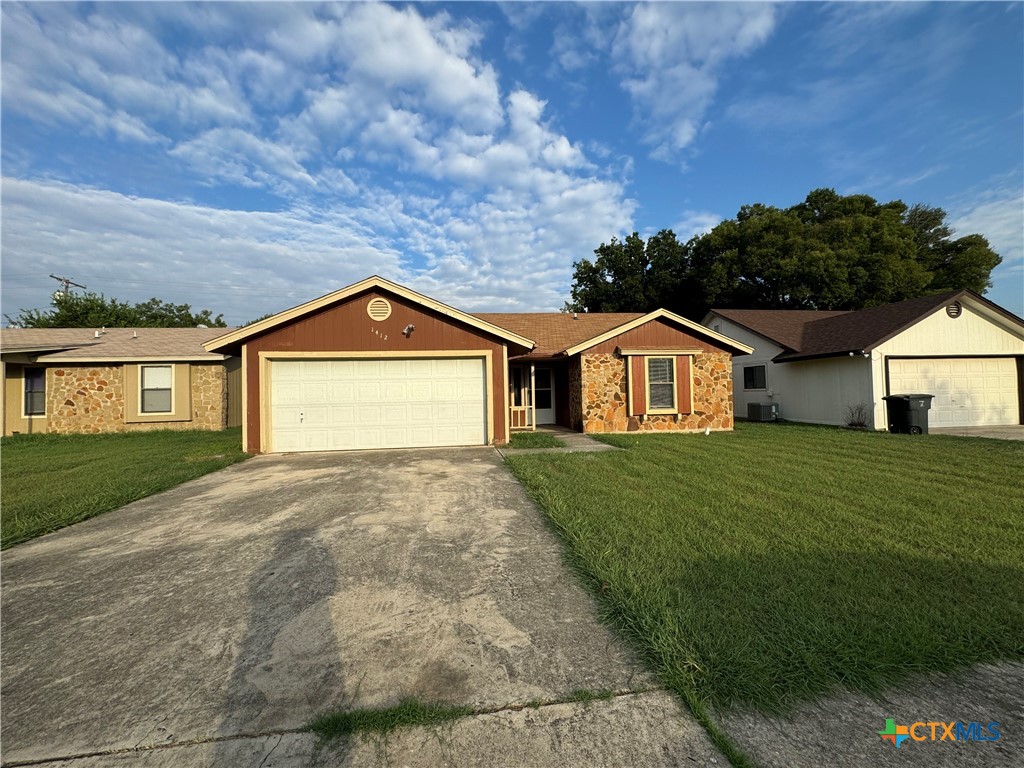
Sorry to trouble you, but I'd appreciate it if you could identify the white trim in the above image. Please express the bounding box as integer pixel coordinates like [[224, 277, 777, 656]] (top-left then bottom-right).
[[565, 309, 754, 356], [645, 356, 677, 414], [139, 364, 174, 415], [618, 347, 704, 356], [205, 276, 535, 352]]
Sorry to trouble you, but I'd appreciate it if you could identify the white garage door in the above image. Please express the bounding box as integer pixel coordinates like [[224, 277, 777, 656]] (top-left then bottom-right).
[[889, 358, 1019, 427], [270, 358, 487, 452]]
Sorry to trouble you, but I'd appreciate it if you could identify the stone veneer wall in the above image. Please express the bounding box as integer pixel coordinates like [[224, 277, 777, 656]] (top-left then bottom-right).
[[580, 351, 734, 433], [46, 363, 227, 434]]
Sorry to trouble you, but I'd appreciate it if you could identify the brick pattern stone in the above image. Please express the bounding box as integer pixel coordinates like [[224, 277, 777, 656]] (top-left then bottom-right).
[[579, 351, 734, 433], [45, 363, 227, 434]]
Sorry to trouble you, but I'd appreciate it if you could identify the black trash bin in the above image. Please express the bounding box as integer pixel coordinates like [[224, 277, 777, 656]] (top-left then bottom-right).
[[883, 394, 934, 434]]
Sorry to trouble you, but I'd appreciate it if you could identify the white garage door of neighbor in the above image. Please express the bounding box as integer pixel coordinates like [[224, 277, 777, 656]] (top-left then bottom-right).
[[889, 358, 1019, 427], [271, 358, 487, 452]]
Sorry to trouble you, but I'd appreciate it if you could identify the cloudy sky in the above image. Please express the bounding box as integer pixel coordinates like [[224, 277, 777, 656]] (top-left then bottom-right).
[[2, 1, 1022, 325]]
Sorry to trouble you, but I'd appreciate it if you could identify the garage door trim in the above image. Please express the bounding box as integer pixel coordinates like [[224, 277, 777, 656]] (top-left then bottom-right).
[[259, 350, 494, 453], [884, 354, 1023, 427]]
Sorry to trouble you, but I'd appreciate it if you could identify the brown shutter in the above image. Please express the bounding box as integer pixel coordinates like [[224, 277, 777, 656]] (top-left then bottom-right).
[[631, 356, 647, 415], [676, 356, 692, 414]]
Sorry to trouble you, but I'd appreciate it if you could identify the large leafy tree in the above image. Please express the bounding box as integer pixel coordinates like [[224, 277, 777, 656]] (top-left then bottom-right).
[[567, 189, 1001, 319], [7, 292, 227, 328]]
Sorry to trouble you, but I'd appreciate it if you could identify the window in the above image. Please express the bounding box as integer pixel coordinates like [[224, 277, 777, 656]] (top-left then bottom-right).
[[140, 365, 173, 413], [24, 367, 45, 416], [744, 365, 767, 390], [647, 357, 676, 411]]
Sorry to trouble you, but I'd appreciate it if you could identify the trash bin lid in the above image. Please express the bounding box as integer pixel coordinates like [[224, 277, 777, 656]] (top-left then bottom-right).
[[883, 394, 912, 401]]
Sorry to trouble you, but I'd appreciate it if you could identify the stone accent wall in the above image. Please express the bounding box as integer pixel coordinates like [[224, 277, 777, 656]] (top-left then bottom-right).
[[187, 363, 228, 430], [47, 366, 124, 434], [46, 363, 227, 434], [580, 351, 734, 433]]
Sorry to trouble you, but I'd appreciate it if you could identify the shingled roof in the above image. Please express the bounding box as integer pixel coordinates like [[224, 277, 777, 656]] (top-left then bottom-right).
[[708, 309, 848, 350], [0, 327, 233, 361], [473, 312, 643, 358], [711, 290, 1024, 362]]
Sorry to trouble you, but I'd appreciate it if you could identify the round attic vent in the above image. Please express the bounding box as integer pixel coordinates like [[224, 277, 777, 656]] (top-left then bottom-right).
[[946, 301, 962, 319], [367, 297, 392, 321]]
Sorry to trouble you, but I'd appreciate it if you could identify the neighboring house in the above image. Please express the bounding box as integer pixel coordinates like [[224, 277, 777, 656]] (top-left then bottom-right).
[[1, 328, 241, 436], [203, 276, 753, 454], [703, 290, 1024, 430]]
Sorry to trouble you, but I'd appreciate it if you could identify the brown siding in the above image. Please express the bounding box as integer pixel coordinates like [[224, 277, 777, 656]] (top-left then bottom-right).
[[226, 357, 242, 428], [586, 317, 726, 354], [243, 289, 508, 452], [677, 356, 692, 414], [630, 356, 646, 415]]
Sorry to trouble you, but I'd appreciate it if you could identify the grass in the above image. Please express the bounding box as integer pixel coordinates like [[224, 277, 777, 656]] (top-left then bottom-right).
[[505, 422, 1024, 714], [1, 428, 248, 548], [507, 431, 566, 449], [310, 698, 474, 740]]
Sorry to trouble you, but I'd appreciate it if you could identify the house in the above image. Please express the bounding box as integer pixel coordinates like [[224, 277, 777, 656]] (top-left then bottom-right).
[[202, 276, 753, 453], [1, 327, 241, 436], [703, 290, 1024, 430]]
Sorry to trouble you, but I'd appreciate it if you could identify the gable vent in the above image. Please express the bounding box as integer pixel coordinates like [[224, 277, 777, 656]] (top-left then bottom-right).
[[367, 297, 392, 321], [946, 301, 962, 319]]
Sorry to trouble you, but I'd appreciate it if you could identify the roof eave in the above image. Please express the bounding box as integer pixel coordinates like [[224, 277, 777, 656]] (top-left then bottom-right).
[[203, 276, 536, 352], [563, 309, 754, 356]]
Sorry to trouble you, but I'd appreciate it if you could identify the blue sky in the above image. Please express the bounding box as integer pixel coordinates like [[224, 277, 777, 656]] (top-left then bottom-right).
[[2, 1, 1022, 325]]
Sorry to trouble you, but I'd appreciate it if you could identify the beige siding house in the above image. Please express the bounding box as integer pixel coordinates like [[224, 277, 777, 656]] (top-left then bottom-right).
[[1, 328, 241, 436], [704, 290, 1024, 430]]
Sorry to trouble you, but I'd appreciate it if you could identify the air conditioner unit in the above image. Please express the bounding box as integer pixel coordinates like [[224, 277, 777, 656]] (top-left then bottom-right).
[[747, 402, 779, 422]]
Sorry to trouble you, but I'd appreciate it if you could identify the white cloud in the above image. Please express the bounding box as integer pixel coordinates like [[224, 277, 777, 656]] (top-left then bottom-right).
[[1, 3, 639, 321], [0, 177, 403, 324], [673, 210, 723, 242], [948, 175, 1024, 315], [611, 3, 777, 160]]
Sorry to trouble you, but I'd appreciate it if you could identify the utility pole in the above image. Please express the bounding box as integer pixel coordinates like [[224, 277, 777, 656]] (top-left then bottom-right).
[[49, 274, 86, 298]]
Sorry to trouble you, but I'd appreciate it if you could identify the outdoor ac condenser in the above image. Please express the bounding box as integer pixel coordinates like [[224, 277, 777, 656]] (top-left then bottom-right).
[[747, 402, 779, 422]]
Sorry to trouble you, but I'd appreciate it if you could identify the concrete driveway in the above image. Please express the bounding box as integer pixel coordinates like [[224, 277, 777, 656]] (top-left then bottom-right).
[[1, 448, 719, 767], [929, 425, 1024, 440]]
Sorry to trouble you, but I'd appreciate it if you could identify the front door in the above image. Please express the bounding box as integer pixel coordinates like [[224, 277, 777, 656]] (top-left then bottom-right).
[[535, 367, 555, 425]]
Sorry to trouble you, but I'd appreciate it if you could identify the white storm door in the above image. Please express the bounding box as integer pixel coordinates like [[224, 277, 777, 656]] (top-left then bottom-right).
[[534, 367, 555, 425]]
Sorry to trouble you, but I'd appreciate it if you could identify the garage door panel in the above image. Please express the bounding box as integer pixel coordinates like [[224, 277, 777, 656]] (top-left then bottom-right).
[[329, 382, 355, 401], [271, 357, 487, 452], [889, 358, 1018, 427]]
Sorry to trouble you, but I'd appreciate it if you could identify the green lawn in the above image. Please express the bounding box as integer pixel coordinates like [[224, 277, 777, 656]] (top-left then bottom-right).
[[1, 428, 248, 548], [507, 431, 566, 449], [505, 422, 1024, 715]]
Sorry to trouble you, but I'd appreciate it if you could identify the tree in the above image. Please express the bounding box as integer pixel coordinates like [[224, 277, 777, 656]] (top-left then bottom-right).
[[566, 229, 693, 314], [567, 189, 1001, 319], [6, 291, 227, 328]]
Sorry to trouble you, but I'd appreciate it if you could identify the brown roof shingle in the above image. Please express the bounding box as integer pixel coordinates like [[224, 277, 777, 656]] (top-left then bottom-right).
[[710, 309, 849, 350], [473, 312, 643, 357], [712, 290, 1023, 361], [0, 327, 233, 360]]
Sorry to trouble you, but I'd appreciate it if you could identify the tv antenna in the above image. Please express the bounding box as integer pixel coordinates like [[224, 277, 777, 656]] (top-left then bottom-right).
[[49, 274, 86, 298]]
